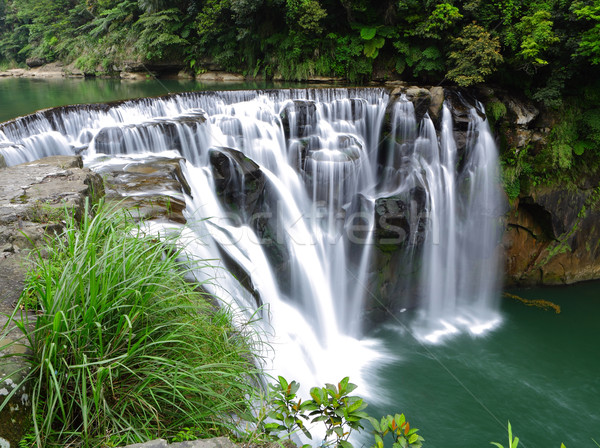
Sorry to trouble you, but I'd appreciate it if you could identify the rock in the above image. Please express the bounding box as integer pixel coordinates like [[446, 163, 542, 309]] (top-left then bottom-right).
[[63, 62, 84, 77], [404, 87, 432, 123], [0, 155, 103, 446], [196, 72, 245, 82], [428, 86, 444, 122], [307, 75, 343, 83], [120, 436, 238, 448], [209, 147, 266, 221], [280, 100, 317, 140], [506, 97, 538, 126], [503, 181, 600, 285], [96, 155, 191, 224], [0, 154, 6, 169], [25, 57, 46, 68], [27, 62, 65, 78], [374, 186, 428, 249], [121, 72, 148, 80], [178, 70, 194, 80]]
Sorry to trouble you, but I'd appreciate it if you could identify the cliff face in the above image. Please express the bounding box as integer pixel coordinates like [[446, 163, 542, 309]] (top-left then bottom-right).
[[478, 88, 600, 286], [502, 184, 600, 285]]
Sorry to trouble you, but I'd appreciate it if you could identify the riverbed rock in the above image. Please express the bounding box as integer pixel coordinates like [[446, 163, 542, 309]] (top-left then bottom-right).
[[25, 57, 47, 68]]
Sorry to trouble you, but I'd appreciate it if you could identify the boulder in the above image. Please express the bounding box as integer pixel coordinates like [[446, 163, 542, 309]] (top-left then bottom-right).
[[428, 86, 444, 122], [25, 57, 46, 68], [209, 147, 266, 221]]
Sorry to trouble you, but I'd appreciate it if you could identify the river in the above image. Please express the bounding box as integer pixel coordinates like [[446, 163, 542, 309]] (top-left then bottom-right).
[[1, 77, 598, 448]]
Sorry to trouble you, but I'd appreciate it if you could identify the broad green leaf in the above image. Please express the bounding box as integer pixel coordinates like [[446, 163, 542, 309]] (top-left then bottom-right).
[[361, 27, 377, 40], [367, 416, 381, 432]]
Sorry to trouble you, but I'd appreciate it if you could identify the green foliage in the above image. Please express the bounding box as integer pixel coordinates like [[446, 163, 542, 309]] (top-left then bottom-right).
[[287, 0, 327, 34], [421, 2, 463, 39], [486, 100, 507, 122], [262, 376, 313, 439], [1, 200, 260, 447], [368, 413, 424, 448], [393, 40, 444, 77], [250, 376, 376, 448], [307, 376, 369, 446], [514, 10, 559, 68], [572, 1, 600, 64], [447, 23, 503, 86], [548, 106, 579, 169], [360, 26, 386, 59], [135, 8, 189, 60]]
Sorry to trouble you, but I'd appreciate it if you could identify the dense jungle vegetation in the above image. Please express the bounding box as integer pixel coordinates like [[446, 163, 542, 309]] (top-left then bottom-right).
[[1, 0, 600, 187]]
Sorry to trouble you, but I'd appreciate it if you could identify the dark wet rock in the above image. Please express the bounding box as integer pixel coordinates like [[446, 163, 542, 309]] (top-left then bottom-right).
[[280, 100, 317, 140], [374, 186, 428, 249], [209, 147, 266, 220]]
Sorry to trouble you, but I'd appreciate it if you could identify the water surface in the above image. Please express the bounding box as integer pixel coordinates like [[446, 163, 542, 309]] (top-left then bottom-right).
[[0, 77, 306, 123], [364, 281, 600, 448]]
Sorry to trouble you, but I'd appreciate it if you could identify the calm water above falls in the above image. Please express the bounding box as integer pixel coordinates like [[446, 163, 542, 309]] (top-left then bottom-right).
[[0, 77, 303, 123], [0, 80, 598, 447]]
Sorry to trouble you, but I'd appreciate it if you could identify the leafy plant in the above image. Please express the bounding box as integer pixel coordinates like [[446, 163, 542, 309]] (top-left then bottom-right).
[[306, 377, 369, 447], [360, 27, 385, 59], [263, 376, 313, 439], [368, 413, 424, 448]]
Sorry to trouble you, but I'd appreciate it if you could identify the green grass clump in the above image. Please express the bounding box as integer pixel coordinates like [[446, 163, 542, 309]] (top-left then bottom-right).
[[2, 201, 260, 447]]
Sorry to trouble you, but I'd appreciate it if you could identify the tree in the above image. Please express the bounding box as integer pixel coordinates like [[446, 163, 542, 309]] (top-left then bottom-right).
[[447, 22, 503, 86]]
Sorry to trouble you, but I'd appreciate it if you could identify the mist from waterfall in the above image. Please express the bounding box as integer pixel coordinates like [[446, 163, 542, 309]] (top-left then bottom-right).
[[0, 88, 503, 394]]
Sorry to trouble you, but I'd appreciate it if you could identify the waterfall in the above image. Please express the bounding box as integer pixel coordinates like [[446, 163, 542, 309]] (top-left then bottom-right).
[[0, 88, 503, 391]]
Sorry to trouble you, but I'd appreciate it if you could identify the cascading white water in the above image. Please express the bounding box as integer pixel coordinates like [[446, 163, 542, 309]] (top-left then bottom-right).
[[0, 88, 503, 395]]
